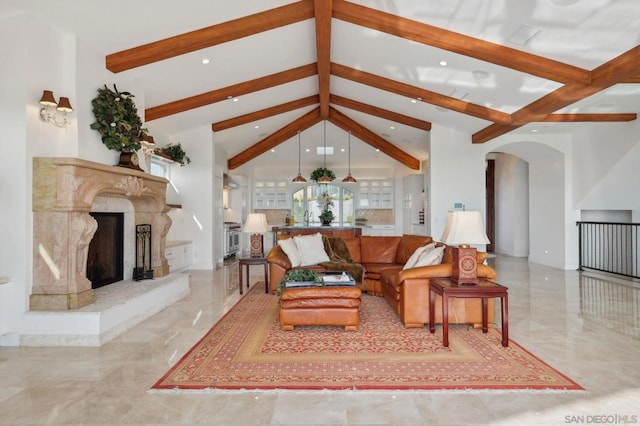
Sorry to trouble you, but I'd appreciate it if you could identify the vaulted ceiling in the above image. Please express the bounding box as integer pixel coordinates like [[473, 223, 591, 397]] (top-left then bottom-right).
[[11, 0, 640, 177]]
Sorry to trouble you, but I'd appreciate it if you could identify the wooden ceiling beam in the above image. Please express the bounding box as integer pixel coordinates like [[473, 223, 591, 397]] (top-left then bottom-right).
[[474, 45, 640, 143], [330, 94, 431, 131], [228, 107, 322, 170], [332, 62, 510, 124], [106, 0, 315, 73], [541, 113, 636, 122], [212, 95, 319, 132], [146, 63, 317, 121], [314, 0, 332, 119], [328, 107, 421, 170], [332, 0, 591, 85]]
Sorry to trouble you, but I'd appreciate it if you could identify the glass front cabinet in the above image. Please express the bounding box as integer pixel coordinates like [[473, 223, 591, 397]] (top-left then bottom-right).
[[357, 180, 393, 209], [254, 180, 289, 209]]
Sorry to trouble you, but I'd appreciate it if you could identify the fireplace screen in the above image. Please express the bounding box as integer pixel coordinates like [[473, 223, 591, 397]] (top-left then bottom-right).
[[134, 224, 154, 281]]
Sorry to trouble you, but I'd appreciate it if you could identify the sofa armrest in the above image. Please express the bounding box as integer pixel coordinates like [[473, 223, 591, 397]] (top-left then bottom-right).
[[397, 262, 497, 282], [266, 245, 291, 270], [398, 263, 453, 281]]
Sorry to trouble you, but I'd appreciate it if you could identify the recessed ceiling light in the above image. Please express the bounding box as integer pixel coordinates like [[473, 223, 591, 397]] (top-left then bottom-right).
[[508, 25, 541, 46], [531, 129, 538, 133], [410, 99, 417, 104], [254, 125, 259, 129], [271, 149, 276, 152], [439, 60, 447, 66], [201, 58, 210, 65], [375, 149, 380, 152], [340, 148, 345, 152], [389, 126, 395, 130], [232, 98, 239, 102], [305, 148, 310, 152]]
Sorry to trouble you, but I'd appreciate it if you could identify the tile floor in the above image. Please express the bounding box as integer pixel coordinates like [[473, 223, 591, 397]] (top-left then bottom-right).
[[0, 255, 639, 425]]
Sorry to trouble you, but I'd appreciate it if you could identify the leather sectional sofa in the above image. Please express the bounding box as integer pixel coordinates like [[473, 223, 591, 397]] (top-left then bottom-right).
[[266, 233, 497, 328]]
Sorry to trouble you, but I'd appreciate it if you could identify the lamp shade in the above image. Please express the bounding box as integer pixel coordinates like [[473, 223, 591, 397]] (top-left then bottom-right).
[[56, 96, 73, 112], [243, 213, 269, 234], [441, 211, 490, 246], [39, 90, 57, 106]]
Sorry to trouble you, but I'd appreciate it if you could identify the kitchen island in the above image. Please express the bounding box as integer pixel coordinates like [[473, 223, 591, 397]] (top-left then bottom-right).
[[272, 224, 362, 243]]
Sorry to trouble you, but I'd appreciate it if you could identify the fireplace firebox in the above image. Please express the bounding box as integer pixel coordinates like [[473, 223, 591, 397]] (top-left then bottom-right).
[[87, 212, 124, 289]]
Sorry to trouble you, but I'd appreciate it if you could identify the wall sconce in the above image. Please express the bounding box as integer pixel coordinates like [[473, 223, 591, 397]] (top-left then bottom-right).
[[39, 90, 73, 128]]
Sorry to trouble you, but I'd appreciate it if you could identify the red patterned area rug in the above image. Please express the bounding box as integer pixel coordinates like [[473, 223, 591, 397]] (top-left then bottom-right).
[[152, 284, 582, 391]]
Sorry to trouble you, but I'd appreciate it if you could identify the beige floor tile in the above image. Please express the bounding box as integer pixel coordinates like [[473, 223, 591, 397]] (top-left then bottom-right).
[[0, 255, 638, 425]]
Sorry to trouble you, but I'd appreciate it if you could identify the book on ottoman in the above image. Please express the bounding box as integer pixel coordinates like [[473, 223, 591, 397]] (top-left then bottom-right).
[[321, 272, 356, 286], [285, 272, 356, 288]]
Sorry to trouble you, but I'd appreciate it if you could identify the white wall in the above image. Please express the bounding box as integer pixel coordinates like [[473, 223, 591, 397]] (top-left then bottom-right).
[[0, 14, 30, 345], [572, 121, 640, 210], [429, 125, 490, 242], [165, 126, 214, 270]]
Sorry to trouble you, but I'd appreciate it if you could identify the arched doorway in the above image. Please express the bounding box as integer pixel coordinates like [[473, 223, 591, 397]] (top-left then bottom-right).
[[488, 142, 567, 268]]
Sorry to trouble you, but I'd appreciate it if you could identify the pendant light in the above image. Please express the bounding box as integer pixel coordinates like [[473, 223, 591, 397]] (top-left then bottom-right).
[[318, 121, 333, 183], [292, 130, 307, 183], [342, 130, 357, 183]]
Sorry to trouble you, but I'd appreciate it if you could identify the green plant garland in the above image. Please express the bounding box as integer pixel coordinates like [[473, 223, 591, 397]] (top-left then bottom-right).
[[90, 84, 148, 152], [156, 143, 191, 166], [310, 167, 336, 183]]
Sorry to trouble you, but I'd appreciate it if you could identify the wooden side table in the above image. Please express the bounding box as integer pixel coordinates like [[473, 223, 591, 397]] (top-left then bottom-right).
[[429, 278, 509, 347], [238, 255, 269, 295]]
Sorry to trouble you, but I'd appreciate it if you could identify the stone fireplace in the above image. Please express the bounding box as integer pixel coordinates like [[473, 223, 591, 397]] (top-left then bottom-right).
[[31, 157, 171, 310]]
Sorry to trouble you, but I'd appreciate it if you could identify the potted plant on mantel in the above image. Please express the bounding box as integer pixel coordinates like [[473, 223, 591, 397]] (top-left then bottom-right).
[[154, 143, 191, 166], [90, 84, 148, 170]]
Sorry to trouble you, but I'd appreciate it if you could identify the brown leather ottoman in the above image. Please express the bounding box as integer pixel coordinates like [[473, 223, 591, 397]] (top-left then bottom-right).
[[279, 286, 362, 331]]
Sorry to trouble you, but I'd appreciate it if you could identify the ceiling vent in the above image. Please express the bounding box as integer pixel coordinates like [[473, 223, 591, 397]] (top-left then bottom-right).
[[508, 25, 541, 46]]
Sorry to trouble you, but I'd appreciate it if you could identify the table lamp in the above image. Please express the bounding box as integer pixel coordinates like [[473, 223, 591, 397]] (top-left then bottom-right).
[[440, 211, 490, 285], [243, 213, 269, 257]]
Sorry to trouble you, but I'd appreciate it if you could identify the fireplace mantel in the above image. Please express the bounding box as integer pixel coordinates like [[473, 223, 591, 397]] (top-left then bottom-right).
[[31, 157, 172, 310]]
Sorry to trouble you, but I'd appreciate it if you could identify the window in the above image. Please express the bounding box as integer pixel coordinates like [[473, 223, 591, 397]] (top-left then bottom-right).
[[292, 184, 354, 226], [150, 156, 171, 179]]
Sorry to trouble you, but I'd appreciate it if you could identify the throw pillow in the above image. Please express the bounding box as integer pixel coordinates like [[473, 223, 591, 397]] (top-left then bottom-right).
[[402, 242, 436, 270], [411, 245, 444, 268], [278, 238, 302, 267], [294, 233, 330, 266]]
